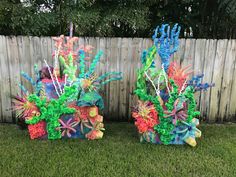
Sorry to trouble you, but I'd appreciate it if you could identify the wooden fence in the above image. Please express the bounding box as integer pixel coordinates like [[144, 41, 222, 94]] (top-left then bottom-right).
[[0, 36, 235, 123]]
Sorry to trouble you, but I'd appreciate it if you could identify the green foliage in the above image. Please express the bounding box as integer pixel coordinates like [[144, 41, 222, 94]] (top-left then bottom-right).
[[153, 79, 178, 145], [183, 86, 201, 122], [59, 54, 77, 81], [134, 45, 175, 145], [0, 0, 236, 38], [25, 85, 78, 140], [135, 45, 156, 96], [0, 0, 58, 35]]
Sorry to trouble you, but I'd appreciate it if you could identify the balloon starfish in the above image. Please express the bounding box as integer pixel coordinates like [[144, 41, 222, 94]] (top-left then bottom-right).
[[164, 99, 187, 125], [56, 118, 79, 137]]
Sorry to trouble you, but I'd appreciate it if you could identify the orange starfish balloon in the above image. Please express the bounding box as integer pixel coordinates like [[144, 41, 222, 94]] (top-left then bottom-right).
[[168, 62, 193, 91]]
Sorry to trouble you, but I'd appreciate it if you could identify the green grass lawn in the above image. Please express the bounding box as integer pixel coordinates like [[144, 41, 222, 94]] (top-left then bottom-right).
[[0, 123, 236, 177]]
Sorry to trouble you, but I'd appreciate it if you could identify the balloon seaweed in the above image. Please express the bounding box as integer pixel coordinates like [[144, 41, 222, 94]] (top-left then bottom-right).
[[133, 23, 211, 147], [152, 24, 181, 71], [12, 34, 122, 140]]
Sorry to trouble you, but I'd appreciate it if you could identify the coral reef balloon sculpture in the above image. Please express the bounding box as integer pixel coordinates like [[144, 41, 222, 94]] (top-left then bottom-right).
[[12, 35, 122, 140], [132, 24, 214, 147]]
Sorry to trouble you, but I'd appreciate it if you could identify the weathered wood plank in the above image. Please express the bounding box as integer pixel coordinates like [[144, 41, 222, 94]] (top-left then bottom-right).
[[47, 37, 54, 66], [88, 37, 96, 71], [97, 38, 106, 117], [108, 38, 121, 120], [84, 37, 90, 72], [78, 37, 85, 49], [6, 36, 22, 122], [198, 39, 209, 120], [17, 36, 33, 93], [182, 39, 196, 78], [200, 40, 217, 122], [94, 37, 101, 75], [0, 36, 12, 122], [124, 39, 136, 120], [128, 38, 143, 121], [173, 39, 186, 65], [193, 39, 206, 110], [209, 40, 228, 122], [118, 38, 129, 120], [115, 38, 122, 120], [31, 37, 43, 74], [219, 40, 236, 121], [228, 40, 236, 121], [0, 39, 2, 121], [40, 37, 50, 69], [104, 38, 111, 117]]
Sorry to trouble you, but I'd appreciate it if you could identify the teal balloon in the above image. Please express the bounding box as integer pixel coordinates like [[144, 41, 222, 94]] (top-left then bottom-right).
[[77, 91, 104, 110]]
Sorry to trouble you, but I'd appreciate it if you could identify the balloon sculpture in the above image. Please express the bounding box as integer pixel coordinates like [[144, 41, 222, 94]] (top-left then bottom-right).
[[12, 35, 122, 140], [132, 24, 214, 147]]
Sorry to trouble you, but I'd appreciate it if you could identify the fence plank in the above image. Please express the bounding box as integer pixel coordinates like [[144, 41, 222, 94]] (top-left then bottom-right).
[[228, 40, 236, 121], [40, 37, 50, 68], [182, 39, 195, 78], [128, 38, 143, 121], [49, 37, 54, 66], [219, 40, 235, 121], [108, 38, 121, 120], [6, 36, 22, 123], [97, 38, 106, 117], [104, 38, 111, 117], [17, 37, 33, 94], [218, 40, 235, 121], [173, 39, 186, 65], [116, 38, 122, 120], [0, 38, 2, 121], [209, 40, 228, 122], [0, 36, 4, 121], [193, 39, 206, 110], [200, 40, 217, 122], [0, 36, 12, 122], [118, 38, 129, 120], [95, 37, 101, 74], [88, 37, 96, 70]]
